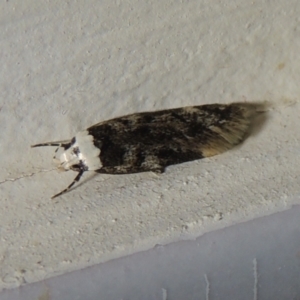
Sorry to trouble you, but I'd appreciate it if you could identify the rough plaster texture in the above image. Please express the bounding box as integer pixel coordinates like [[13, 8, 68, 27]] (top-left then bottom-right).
[[1, 0, 300, 290], [2, 205, 300, 300]]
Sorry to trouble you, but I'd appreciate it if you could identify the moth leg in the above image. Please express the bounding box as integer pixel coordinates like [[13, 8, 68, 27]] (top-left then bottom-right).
[[31, 140, 71, 148], [51, 170, 84, 199], [53, 147, 60, 160], [150, 167, 165, 174]]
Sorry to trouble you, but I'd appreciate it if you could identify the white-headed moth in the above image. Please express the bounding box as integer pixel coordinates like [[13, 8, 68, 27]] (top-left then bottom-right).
[[32, 102, 265, 198]]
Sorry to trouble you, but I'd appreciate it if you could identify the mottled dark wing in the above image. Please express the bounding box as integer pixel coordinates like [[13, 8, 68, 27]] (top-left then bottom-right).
[[87, 103, 262, 174]]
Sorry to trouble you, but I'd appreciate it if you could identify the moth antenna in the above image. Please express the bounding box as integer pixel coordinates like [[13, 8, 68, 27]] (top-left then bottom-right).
[[51, 170, 84, 199], [31, 140, 71, 148]]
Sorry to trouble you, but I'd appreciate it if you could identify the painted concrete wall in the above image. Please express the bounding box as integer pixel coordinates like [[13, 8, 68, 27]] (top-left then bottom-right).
[[1, 0, 300, 291]]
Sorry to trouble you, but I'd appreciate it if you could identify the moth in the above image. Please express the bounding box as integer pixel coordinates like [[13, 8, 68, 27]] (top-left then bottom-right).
[[32, 102, 263, 198]]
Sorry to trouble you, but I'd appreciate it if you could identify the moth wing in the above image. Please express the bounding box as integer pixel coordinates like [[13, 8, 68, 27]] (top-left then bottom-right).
[[196, 103, 263, 157]]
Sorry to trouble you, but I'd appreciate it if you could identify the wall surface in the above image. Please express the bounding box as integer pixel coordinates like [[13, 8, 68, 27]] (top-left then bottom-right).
[[2, 205, 300, 299], [1, 0, 300, 291]]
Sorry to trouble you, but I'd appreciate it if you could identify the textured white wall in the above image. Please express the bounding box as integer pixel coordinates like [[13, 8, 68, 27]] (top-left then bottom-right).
[[1, 0, 300, 290]]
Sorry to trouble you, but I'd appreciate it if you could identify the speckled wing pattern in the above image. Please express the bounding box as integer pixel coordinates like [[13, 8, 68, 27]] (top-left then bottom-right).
[[88, 103, 259, 175]]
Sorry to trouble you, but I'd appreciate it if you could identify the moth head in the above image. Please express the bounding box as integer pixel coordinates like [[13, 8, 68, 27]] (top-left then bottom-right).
[[31, 131, 102, 198], [55, 131, 102, 173], [55, 145, 84, 172]]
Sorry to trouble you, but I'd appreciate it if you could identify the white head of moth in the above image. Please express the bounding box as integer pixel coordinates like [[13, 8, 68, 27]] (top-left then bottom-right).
[[31, 130, 102, 199]]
